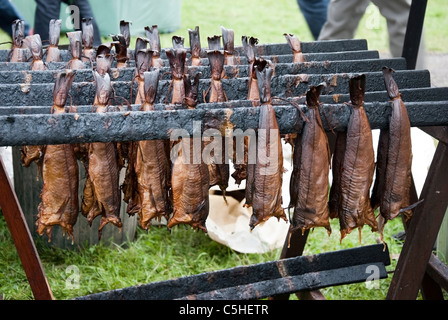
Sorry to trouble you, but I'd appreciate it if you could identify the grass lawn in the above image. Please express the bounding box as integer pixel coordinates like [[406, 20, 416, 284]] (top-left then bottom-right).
[[0, 0, 447, 301]]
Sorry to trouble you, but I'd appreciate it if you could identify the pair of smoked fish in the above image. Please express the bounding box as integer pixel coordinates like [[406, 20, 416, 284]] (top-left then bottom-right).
[[290, 69, 412, 242]]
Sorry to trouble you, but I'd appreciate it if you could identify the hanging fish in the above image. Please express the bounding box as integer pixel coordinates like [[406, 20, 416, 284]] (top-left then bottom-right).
[[28, 71, 78, 242], [81, 70, 123, 239], [132, 70, 172, 229], [24, 34, 47, 70], [284, 33, 305, 63], [375, 67, 413, 234], [245, 59, 287, 229], [242, 36, 259, 101], [166, 47, 187, 105], [291, 84, 331, 235], [335, 74, 377, 241], [145, 25, 165, 68], [168, 74, 210, 232], [81, 18, 95, 63], [46, 19, 62, 63], [204, 49, 229, 195], [221, 26, 236, 65], [119, 20, 132, 61], [111, 33, 128, 68], [8, 19, 27, 62], [188, 26, 202, 66], [66, 31, 86, 70]]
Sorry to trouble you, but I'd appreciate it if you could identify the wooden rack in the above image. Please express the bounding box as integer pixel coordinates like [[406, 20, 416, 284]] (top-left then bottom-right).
[[0, 0, 446, 300]]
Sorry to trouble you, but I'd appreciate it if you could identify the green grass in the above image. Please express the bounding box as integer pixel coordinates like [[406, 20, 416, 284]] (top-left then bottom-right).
[[0, 210, 408, 300]]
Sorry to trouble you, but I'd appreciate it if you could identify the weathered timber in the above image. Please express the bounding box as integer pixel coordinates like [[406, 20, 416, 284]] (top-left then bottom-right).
[[0, 58, 406, 84], [1, 100, 448, 146], [74, 243, 389, 300]]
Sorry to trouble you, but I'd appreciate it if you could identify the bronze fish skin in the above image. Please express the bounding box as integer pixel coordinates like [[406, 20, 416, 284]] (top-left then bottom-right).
[[166, 47, 187, 105], [379, 67, 413, 225], [242, 36, 260, 101], [24, 34, 47, 71], [35, 70, 78, 242], [247, 59, 287, 229], [81, 18, 95, 63], [168, 137, 210, 232], [188, 26, 202, 66], [328, 130, 346, 219], [284, 33, 306, 63], [337, 74, 377, 241], [81, 71, 122, 239], [145, 25, 165, 68], [111, 34, 129, 68], [119, 20, 132, 61], [221, 26, 236, 66], [66, 31, 86, 70], [46, 19, 62, 63], [130, 70, 172, 229], [291, 84, 331, 235], [168, 76, 210, 232], [205, 50, 230, 195], [9, 19, 27, 62]]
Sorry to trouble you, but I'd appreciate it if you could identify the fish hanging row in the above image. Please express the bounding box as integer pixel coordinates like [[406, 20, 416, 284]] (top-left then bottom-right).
[[12, 19, 414, 245]]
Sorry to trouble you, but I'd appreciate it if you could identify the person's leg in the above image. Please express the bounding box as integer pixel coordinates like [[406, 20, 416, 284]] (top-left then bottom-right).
[[69, 0, 102, 46], [372, 0, 425, 68], [0, 0, 30, 37], [296, 0, 330, 40], [33, 0, 61, 43], [318, 0, 370, 40]]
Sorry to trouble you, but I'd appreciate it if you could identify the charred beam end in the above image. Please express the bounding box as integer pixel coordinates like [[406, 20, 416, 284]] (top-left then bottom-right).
[[1, 100, 448, 146], [74, 243, 389, 300]]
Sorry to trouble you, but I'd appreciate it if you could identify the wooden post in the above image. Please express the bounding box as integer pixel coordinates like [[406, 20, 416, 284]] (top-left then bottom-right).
[[0, 155, 54, 300], [437, 209, 448, 263], [387, 137, 448, 300]]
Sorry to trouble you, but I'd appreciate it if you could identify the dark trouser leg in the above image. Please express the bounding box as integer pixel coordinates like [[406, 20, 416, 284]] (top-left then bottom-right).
[[0, 0, 30, 38], [33, 0, 61, 42], [296, 0, 330, 40]]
